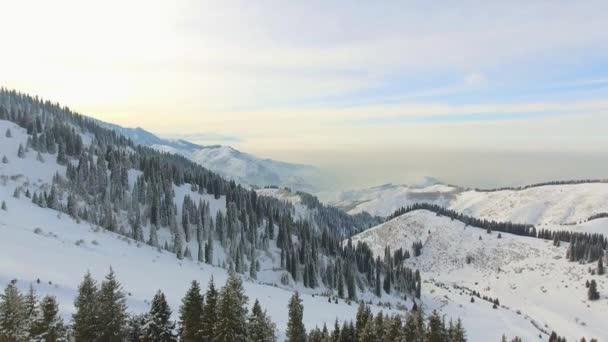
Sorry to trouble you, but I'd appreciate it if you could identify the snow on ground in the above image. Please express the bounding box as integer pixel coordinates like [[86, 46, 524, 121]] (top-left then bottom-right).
[[0, 182, 398, 339], [325, 182, 608, 227], [351, 210, 608, 341]]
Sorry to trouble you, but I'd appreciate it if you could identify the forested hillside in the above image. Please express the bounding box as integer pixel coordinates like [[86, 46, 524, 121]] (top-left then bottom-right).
[[0, 88, 418, 304]]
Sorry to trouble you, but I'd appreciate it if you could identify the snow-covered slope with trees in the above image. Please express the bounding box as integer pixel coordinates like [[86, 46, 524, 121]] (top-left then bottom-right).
[[326, 182, 608, 227], [105, 124, 324, 193], [351, 210, 608, 341], [0, 90, 419, 340]]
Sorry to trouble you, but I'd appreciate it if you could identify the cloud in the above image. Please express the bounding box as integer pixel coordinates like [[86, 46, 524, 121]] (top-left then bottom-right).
[[463, 72, 488, 87]]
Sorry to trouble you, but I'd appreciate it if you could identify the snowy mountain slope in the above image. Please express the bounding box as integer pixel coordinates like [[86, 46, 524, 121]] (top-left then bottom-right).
[[351, 210, 608, 340], [0, 191, 393, 339], [323, 183, 459, 216], [103, 124, 324, 192], [0, 119, 404, 338], [326, 182, 608, 227]]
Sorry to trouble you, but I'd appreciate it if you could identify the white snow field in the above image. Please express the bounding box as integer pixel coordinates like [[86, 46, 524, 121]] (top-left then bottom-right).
[[351, 210, 608, 341], [325, 182, 608, 227]]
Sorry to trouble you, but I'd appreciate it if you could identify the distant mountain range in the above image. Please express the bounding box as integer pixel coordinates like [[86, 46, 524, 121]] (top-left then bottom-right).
[[103, 124, 324, 192]]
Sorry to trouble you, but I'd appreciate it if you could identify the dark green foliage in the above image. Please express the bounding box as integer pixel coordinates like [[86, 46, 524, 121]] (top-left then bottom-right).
[[178, 281, 204, 342], [72, 272, 99, 342], [97, 268, 128, 342], [32, 295, 67, 342], [142, 290, 177, 342], [588, 280, 600, 300], [0, 281, 27, 341], [286, 292, 306, 342], [247, 299, 276, 342], [200, 277, 219, 341], [215, 272, 248, 341]]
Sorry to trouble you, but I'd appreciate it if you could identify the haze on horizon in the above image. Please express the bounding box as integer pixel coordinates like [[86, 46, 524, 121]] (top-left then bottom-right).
[[2, 0, 608, 190]]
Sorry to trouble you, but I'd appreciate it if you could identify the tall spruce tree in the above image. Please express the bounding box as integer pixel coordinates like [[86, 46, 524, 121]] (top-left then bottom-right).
[[247, 299, 276, 342], [286, 292, 306, 342], [73, 272, 98, 342], [23, 284, 39, 337], [0, 282, 27, 341], [142, 290, 177, 342], [178, 281, 204, 342], [200, 277, 219, 341], [97, 268, 128, 342], [215, 272, 248, 342], [32, 295, 67, 342]]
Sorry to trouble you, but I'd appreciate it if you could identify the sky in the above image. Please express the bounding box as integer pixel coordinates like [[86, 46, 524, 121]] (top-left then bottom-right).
[[2, 0, 608, 189]]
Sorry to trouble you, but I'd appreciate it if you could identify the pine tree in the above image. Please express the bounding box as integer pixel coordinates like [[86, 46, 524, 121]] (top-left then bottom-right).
[[286, 292, 306, 342], [247, 299, 276, 342], [598, 256, 604, 275], [23, 284, 39, 337], [1, 201, 6, 211], [426, 311, 445, 342], [126, 315, 146, 342], [588, 279, 600, 300], [5, 128, 11, 137], [215, 272, 248, 342], [73, 272, 99, 342], [452, 318, 466, 342], [142, 290, 177, 342], [0, 282, 27, 341], [200, 277, 219, 341], [17, 143, 25, 158], [178, 281, 203, 342], [32, 295, 67, 342], [205, 235, 213, 264], [97, 268, 128, 341], [2, 155, 7, 164], [174, 232, 183, 260]]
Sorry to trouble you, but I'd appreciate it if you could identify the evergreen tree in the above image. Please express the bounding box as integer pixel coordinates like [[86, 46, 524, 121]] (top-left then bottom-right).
[[126, 315, 146, 342], [0, 282, 27, 341], [200, 277, 219, 341], [598, 256, 604, 275], [178, 281, 203, 342], [5, 128, 11, 137], [2, 155, 7, 164], [97, 268, 128, 341], [588, 280, 600, 300], [215, 272, 248, 342], [426, 311, 444, 342], [1, 201, 6, 211], [73, 272, 98, 342], [17, 143, 25, 158], [32, 295, 67, 342], [23, 284, 39, 337], [452, 318, 466, 342], [247, 299, 276, 342], [205, 235, 213, 264], [286, 292, 306, 342], [142, 290, 177, 342]]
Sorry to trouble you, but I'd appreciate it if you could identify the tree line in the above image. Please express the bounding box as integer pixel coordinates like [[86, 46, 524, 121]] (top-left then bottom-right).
[[1, 270, 466, 342]]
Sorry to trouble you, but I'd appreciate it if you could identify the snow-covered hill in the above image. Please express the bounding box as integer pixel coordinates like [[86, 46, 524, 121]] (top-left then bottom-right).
[[325, 182, 608, 226], [0, 119, 397, 338], [105, 125, 324, 192], [351, 210, 608, 340]]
